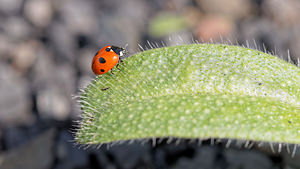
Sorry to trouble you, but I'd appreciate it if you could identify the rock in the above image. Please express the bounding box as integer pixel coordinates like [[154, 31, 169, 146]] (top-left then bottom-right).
[[0, 129, 55, 169], [0, 34, 13, 60], [11, 40, 39, 73], [30, 47, 55, 86], [289, 28, 300, 65], [31, 47, 75, 120], [263, 0, 300, 26], [172, 145, 273, 169], [24, 0, 53, 28], [1, 120, 52, 150], [78, 48, 95, 74], [2, 17, 32, 40], [54, 0, 97, 34], [171, 146, 216, 169], [37, 86, 71, 120], [95, 0, 149, 48], [93, 152, 117, 169], [54, 130, 88, 169], [0, 130, 2, 148], [0, 63, 33, 127], [48, 22, 75, 62], [225, 148, 272, 169], [239, 18, 296, 61], [154, 148, 168, 169], [196, 0, 253, 20], [2, 127, 32, 150], [52, 64, 76, 97], [0, 0, 22, 14], [107, 143, 152, 169], [282, 144, 300, 169], [196, 15, 235, 42], [183, 6, 203, 28]]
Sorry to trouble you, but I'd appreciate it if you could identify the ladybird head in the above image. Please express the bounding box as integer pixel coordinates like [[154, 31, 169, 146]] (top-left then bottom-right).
[[111, 46, 126, 57]]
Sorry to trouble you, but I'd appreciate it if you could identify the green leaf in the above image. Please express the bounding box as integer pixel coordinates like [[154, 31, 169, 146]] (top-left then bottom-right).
[[148, 12, 187, 38], [76, 44, 300, 144]]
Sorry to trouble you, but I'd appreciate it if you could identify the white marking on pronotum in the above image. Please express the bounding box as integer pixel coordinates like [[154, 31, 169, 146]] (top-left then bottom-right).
[[119, 51, 124, 56]]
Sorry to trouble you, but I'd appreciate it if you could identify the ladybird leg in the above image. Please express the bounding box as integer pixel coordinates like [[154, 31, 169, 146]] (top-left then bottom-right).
[[116, 63, 121, 70], [111, 68, 115, 75], [116, 58, 123, 70]]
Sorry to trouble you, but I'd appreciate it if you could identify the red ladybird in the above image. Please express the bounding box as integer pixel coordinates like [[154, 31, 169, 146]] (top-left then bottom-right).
[[91, 45, 125, 75]]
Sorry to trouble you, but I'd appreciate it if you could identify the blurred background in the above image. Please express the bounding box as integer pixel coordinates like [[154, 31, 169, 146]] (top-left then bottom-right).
[[0, 0, 300, 168]]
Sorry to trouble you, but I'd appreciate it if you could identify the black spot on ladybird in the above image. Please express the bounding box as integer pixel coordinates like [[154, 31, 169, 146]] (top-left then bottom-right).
[[99, 57, 106, 63], [100, 69, 105, 72], [105, 48, 111, 52]]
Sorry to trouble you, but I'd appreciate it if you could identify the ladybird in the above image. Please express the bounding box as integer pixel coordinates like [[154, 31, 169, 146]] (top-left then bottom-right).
[[91, 45, 125, 75]]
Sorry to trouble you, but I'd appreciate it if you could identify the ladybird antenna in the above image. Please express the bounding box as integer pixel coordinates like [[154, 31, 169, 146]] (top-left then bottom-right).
[[124, 43, 128, 49], [122, 43, 129, 56]]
